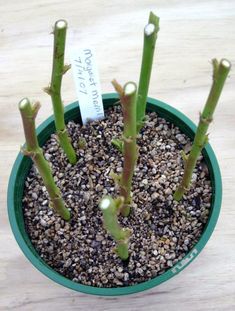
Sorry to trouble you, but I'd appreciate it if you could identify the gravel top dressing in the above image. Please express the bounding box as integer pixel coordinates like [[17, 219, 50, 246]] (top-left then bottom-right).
[[22, 105, 212, 288]]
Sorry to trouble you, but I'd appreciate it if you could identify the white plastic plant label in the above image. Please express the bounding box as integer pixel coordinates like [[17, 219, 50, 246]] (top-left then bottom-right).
[[70, 47, 104, 124]]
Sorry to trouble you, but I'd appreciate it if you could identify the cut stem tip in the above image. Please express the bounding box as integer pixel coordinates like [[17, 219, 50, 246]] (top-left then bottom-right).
[[124, 82, 137, 96], [100, 197, 111, 210], [55, 20, 67, 29], [144, 23, 155, 36], [19, 98, 30, 110], [221, 58, 231, 69]]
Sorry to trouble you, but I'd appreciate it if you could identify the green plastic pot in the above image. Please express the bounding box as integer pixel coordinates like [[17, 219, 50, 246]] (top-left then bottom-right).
[[8, 94, 222, 296]]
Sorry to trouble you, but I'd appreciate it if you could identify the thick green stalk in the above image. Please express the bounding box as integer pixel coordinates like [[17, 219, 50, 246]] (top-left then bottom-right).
[[174, 59, 231, 201], [99, 196, 131, 260], [45, 19, 77, 164], [112, 80, 138, 216], [19, 98, 70, 221], [136, 11, 160, 133]]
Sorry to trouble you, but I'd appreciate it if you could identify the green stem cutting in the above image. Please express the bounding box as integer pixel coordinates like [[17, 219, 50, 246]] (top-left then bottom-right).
[[99, 196, 131, 260], [19, 98, 70, 221], [112, 80, 138, 216], [174, 58, 231, 201], [136, 11, 160, 133], [44, 19, 77, 164]]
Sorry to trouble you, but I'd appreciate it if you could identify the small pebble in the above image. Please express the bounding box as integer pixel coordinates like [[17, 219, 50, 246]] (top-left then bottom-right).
[[32, 193, 38, 200], [42, 200, 48, 206], [40, 219, 47, 227], [176, 134, 187, 144], [64, 258, 72, 268], [151, 193, 159, 200], [192, 173, 197, 182], [167, 260, 173, 267], [80, 216, 86, 222], [96, 234, 104, 241], [124, 272, 129, 281], [165, 188, 172, 195]]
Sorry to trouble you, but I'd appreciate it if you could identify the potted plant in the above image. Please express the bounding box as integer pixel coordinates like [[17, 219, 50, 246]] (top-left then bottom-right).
[[8, 13, 231, 296]]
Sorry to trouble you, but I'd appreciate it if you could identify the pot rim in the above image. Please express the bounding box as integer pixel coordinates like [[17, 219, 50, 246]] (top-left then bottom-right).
[[7, 93, 222, 296]]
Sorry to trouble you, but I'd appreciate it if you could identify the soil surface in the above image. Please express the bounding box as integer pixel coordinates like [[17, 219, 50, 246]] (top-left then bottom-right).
[[23, 105, 212, 287]]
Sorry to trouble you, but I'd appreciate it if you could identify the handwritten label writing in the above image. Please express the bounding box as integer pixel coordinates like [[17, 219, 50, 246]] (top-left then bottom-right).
[[70, 48, 104, 124]]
